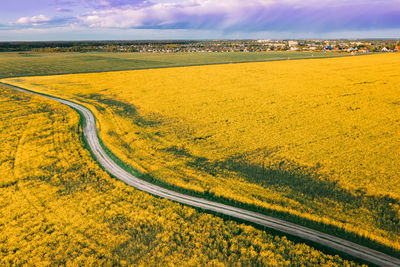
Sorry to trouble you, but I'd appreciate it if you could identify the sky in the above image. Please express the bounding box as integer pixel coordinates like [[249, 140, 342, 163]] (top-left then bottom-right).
[[0, 0, 399, 41]]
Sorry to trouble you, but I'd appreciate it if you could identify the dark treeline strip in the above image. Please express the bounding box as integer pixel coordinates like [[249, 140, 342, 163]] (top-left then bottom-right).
[[0, 40, 202, 52]]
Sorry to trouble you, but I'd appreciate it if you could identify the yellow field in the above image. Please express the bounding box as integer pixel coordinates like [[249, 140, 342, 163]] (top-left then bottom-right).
[[3, 53, 400, 252], [0, 85, 360, 265]]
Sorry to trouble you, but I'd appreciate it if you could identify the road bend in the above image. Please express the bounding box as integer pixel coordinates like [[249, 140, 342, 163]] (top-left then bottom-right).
[[3, 82, 400, 267]]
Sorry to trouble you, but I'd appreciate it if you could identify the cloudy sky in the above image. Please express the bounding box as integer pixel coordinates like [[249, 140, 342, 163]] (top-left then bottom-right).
[[1, 0, 399, 40]]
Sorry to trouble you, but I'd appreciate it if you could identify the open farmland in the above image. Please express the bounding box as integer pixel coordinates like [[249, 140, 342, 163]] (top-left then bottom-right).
[[3, 53, 400, 254], [0, 51, 344, 78], [0, 85, 360, 265]]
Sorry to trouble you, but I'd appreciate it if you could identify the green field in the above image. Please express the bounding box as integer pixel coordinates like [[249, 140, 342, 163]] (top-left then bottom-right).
[[0, 51, 345, 78]]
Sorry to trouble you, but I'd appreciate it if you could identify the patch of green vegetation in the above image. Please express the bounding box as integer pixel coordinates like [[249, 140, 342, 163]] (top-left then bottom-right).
[[78, 93, 161, 127]]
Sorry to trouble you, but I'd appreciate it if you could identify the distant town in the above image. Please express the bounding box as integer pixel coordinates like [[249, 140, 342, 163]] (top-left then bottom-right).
[[1, 39, 399, 53]]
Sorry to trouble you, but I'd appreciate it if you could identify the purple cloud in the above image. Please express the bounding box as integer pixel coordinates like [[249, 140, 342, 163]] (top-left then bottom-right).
[[2, 0, 400, 39], [98, 0, 148, 8], [56, 8, 73, 13], [76, 0, 400, 32], [61, 0, 148, 9]]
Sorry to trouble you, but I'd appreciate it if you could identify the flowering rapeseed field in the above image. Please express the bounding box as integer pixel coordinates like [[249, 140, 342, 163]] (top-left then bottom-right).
[[3, 53, 400, 253], [0, 85, 359, 265]]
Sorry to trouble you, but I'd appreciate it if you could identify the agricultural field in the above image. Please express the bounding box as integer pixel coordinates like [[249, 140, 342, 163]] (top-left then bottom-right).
[[4, 53, 400, 255], [0, 85, 360, 265], [0, 51, 344, 78]]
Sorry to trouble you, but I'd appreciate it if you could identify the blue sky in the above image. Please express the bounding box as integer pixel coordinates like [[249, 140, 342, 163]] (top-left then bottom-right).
[[1, 0, 399, 41]]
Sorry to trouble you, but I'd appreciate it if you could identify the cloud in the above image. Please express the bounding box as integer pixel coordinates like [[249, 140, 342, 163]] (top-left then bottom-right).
[[75, 0, 400, 33], [15, 14, 51, 26], [96, 0, 148, 8], [13, 14, 76, 29], [5, 0, 400, 36], [56, 8, 73, 12], [55, 0, 148, 9]]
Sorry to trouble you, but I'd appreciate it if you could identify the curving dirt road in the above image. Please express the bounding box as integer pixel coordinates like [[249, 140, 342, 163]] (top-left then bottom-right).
[[3, 82, 400, 267]]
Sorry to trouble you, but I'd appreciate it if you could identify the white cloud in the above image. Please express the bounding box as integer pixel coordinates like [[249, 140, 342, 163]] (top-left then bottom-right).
[[15, 14, 51, 26]]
